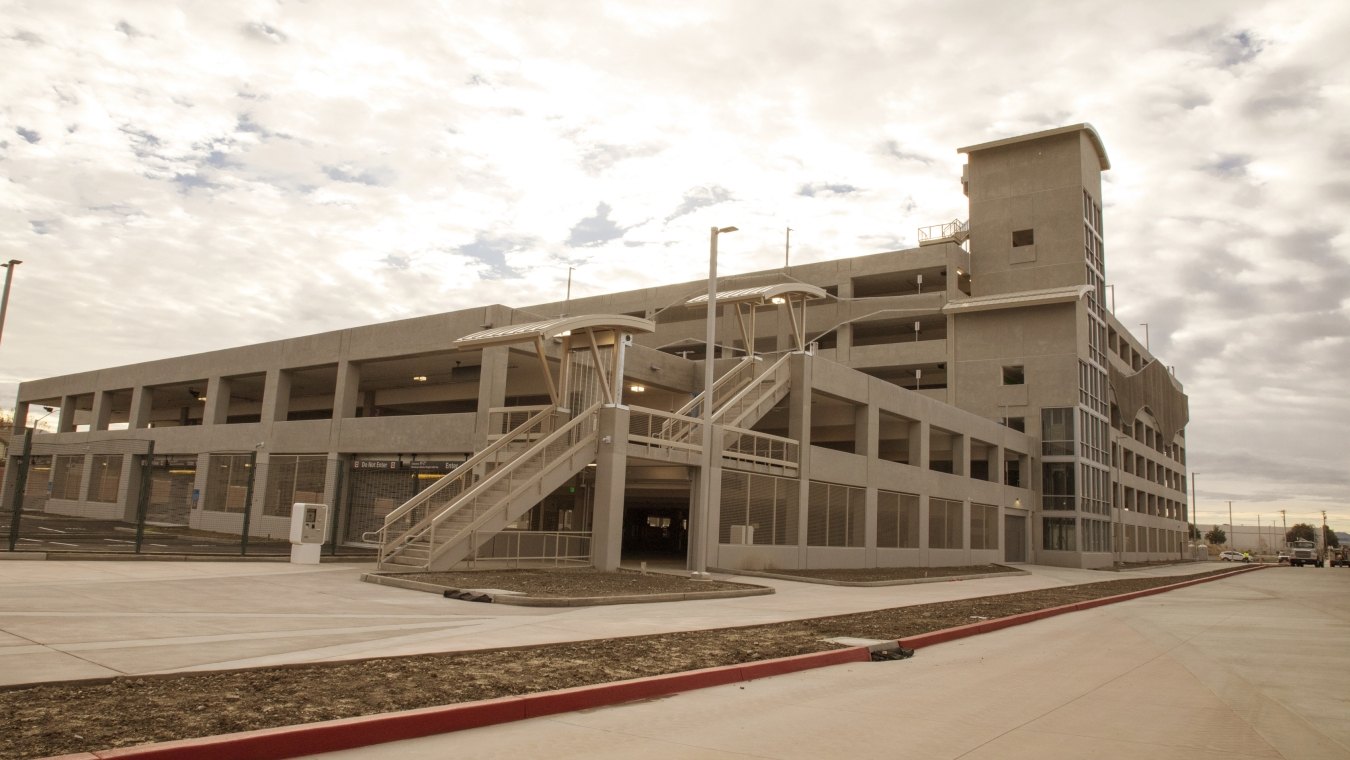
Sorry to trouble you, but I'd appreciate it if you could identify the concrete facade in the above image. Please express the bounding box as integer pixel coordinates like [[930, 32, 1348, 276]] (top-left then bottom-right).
[[4, 124, 1190, 571]]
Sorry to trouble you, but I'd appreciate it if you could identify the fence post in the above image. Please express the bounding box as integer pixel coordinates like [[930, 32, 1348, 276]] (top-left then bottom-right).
[[239, 451, 257, 555], [133, 442, 155, 553], [6, 429, 33, 551]]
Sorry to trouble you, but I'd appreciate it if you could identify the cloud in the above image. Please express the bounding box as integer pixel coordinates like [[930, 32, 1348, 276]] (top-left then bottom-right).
[[567, 203, 625, 247], [243, 22, 287, 44], [798, 183, 858, 197]]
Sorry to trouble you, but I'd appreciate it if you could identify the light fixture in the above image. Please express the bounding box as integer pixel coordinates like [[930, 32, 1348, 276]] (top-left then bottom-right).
[[770, 296, 786, 305], [412, 375, 427, 382], [629, 384, 645, 393], [557, 330, 572, 338], [956, 268, 965, 276]]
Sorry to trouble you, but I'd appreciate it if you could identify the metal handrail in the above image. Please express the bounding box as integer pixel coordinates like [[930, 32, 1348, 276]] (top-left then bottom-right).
[[711, 352, 791, 425], [413, 404, 599, 572], [671, 356, 757, 419], [917, 218, 969, 243], [628, 405, 705, 453], [468, 530, 592, 568], [371, 405, 557, 551], [487, 405, 552, 438], [721, 424, 799, 472]]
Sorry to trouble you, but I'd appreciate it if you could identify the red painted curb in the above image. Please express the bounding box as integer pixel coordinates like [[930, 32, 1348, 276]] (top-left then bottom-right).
[[898, 565, 1262, 651], [68, 649, 871, 760], [89, 696, 527, 760], [48, 566, 1258, 760]]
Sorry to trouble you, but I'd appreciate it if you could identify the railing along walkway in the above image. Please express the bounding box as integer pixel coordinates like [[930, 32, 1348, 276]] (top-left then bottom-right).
[[380, 403, 602, 569]]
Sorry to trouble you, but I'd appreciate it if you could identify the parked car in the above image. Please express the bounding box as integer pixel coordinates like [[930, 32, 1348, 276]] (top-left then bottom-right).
[[1219, 550, 1248, 562], [1277, 551, 1291, 564]]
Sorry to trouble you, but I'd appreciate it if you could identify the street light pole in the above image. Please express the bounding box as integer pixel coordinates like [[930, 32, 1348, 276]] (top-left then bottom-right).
[[693, 225, 737, 580], [1227, 500, 1233, 549], [0, 259, 22, 348], [1189, 471, 1198, 560]]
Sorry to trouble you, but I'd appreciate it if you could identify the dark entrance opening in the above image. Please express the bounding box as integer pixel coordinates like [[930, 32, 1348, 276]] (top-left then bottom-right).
[[622, 499, 688, 562]]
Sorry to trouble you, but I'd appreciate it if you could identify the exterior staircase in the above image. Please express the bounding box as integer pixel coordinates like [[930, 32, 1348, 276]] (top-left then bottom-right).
[[371, 403, 602, 571], [629, 352, 797, 476]]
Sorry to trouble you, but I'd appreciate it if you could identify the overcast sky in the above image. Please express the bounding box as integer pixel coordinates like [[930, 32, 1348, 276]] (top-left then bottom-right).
[[2, 0, 1346, 532]]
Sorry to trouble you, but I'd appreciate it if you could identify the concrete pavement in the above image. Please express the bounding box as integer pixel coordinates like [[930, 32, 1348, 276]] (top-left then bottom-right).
[[1, 559, 1223, 687], [304, 567, 1350, 759]]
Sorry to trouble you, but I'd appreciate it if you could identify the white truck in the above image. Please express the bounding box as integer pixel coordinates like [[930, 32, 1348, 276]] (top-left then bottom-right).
[[1286, 538, 1323, 568]]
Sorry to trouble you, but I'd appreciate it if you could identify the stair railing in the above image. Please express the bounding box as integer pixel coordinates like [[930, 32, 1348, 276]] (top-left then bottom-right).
[[413, 402, 603, 569], [372, 405, 558, 562]]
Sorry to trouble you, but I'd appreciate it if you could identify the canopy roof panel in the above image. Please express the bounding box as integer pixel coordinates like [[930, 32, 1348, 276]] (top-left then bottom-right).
[[943, 285, 1090, 315], [455, 314, 656, 349], [685, 283, 828, 306]]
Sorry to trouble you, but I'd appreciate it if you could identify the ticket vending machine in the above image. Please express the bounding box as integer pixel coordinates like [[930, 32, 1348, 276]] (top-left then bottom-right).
[[289, 502, 329, 565]]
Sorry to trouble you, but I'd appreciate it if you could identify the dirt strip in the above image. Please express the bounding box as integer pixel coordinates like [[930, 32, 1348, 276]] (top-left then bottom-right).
[[3, 566, 1248, 760]]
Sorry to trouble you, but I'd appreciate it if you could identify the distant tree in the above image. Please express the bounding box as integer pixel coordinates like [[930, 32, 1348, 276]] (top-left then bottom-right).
[[1323, 526, 1340, 549], [1188, 523, 1201, 540], [1286, 523, 1316, 544], [1204, 526, 1227, 545]]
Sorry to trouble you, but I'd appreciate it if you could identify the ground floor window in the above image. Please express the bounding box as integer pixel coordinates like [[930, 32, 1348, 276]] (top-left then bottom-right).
[[970, 502, 999, 550], [720, 471, 797, 546], [88, 454, 123, 503], [205, 454, 253, 513], [806, 481, 864, 547], [1043, 517, 1077, 551], [51, 455, 84, 500], [263, 455, 328, 517], [929, 497, 963, 549], [876, 490, 919, 549], [1083, 518, 1109, 552]]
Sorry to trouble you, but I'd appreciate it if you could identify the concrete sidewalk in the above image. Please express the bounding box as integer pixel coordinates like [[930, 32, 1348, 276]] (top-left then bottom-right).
[[306, 567, 1350, 759], [0, 558, 1222, 688]]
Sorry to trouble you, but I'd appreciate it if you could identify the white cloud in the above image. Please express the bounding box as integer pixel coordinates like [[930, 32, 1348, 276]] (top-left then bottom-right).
[[1, 0, 1348, 528]]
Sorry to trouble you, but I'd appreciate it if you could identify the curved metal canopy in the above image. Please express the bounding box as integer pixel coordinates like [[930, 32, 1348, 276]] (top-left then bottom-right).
[[685, 283, 827, 307], [455, 314, 655, 349]]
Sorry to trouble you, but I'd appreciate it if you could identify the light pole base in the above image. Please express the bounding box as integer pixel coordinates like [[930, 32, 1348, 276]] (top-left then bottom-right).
[[689, 571, 714, 582]]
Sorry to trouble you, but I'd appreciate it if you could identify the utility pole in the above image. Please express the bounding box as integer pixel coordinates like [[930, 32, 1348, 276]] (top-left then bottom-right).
[[1227, 500, 1233, 548], [1280, 509, 1286, 546], [1189, 472, 1198, 558], [0, 259, 22, 348], [784, 227, 792, 269], [1322, 510, 1328, 562]]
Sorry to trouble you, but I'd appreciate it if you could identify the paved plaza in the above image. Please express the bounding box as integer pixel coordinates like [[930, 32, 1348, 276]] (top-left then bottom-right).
[[2, 560, 1345, 758]]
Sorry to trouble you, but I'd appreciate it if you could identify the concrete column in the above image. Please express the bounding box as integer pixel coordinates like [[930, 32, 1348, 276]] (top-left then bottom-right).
[[475, 347, 510, 446], [91, 391, 113, 432], [590, 406, 629, 571], [190, 453, 211, 526], [119, 455, 147, 522], [323, 453, 344, 544], [910, 421, 929, 470], [788, 355, 812, 564], [953, 433, 968, 477], [854, 403, 876, 458], [57, 394, 77, 433], [993, 444, 1006, 485], [77, 454, 95, 502], [247, 452, 272, 536], [203, 376, 232, 426], [332, 361, 360, 420], [128, 387, 153, 430], [962, 499, 971, 556], [13, 400, 29, 428], [864, 486, 878, 566], [260, 369, 291, 423], [919, 493, 930, 563]]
